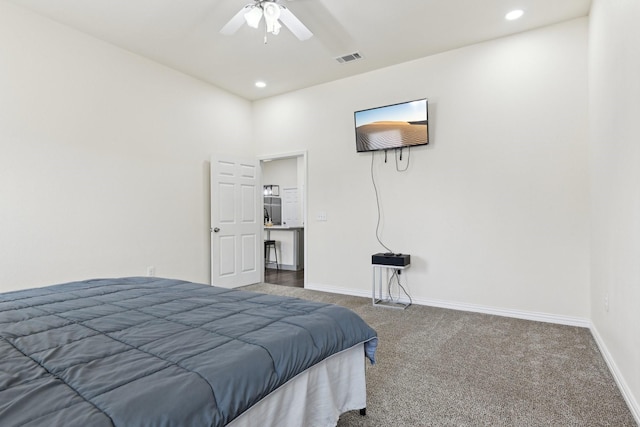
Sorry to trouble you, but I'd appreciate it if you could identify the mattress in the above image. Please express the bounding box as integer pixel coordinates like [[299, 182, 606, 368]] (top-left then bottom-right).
[[0, 277, 378, 426]]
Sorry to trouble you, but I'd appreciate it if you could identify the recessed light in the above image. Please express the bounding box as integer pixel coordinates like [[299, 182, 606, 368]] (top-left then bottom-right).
[[255, 81, 267, 88], [505, 9, 524, 20]]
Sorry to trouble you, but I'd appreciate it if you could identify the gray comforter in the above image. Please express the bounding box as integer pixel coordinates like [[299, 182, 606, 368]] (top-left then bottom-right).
[[0, 277, 378, 426]]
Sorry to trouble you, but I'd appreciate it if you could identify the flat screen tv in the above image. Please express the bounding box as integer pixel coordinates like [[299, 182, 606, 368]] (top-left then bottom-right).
[[354, 98, 429, 152]]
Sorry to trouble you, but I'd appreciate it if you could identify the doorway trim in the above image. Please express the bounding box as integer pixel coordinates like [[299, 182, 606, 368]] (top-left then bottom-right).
[[258, 150, 308, 287]]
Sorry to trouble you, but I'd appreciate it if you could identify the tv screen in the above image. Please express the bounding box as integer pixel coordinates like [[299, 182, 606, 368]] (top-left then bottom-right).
[[354, 99, 429, 152]]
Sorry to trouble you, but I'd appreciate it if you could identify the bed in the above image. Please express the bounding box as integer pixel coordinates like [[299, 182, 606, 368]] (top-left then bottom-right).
[[0, 277, 378, 426]]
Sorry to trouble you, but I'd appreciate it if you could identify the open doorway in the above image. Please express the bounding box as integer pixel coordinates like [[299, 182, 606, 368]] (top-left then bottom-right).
[[260, 151, 307, 288]]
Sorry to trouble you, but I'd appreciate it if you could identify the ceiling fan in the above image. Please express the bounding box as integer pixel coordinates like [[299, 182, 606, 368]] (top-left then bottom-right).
[[220, 0, 313, 43]]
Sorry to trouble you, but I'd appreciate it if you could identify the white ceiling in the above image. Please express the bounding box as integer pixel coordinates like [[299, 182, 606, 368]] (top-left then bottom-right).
[[6, 0, 591, 101]]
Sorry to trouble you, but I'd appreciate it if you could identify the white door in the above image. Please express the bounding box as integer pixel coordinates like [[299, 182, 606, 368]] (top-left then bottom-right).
[[211, 155, 261, 288]]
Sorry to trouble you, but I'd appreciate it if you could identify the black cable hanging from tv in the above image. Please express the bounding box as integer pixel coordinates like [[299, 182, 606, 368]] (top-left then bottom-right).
[[371, 152, 393, 253], [395, 147, 410, 172]]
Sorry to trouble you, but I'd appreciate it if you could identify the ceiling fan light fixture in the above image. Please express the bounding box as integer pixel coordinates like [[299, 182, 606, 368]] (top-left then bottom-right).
[[266, 19, 281, 35], [263, 2, 282, 35], [244, 7, 263, 29], [221, 0, 313, 42], [263, 2, 281, 20]]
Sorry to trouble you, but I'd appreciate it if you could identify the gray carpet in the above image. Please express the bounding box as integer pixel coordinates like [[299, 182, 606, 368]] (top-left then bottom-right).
[[242, 283, 637, 427]]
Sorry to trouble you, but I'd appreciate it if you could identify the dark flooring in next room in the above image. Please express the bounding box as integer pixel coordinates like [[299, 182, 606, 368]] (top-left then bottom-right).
[[264, 269, 304, 288]]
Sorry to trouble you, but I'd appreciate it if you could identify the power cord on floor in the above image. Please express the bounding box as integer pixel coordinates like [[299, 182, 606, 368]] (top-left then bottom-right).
[[387, 269, 413, 307]]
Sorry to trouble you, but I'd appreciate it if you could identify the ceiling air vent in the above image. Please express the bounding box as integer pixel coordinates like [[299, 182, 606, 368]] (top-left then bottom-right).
[[335, 52, 363, 64]]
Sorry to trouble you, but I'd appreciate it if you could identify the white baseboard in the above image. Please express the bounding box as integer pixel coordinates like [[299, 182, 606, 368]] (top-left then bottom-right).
[[414, 297, 591, 328], [305, 282, 638, 424], [305, 282, 370, 298], [590, 325, 640, 425], [305, 282, 590, 327]]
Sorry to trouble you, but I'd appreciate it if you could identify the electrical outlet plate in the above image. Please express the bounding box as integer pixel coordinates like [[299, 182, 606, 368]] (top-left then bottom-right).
[[147, 266, 155, 277]]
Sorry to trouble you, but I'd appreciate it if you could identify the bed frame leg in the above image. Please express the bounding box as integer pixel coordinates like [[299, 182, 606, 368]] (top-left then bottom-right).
[[359, 408, 366, 416]]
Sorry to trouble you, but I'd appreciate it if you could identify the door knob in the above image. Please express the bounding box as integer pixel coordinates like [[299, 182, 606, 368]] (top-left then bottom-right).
[[213, 227, 220, 233]]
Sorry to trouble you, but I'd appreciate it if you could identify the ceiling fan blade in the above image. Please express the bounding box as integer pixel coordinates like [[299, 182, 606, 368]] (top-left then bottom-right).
[[220, 4, 254, 35], [279, 6, 313, 40]]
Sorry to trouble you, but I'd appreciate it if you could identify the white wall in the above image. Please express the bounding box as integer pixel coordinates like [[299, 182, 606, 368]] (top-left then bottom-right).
[[0, 1, 253, 291], [254, 19, 590, 321], [262, 158, 298, 190], [589, 0, 640, 420]]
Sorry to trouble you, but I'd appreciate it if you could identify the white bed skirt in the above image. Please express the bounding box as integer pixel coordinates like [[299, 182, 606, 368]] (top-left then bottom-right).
[[227, 343, 367, 427]]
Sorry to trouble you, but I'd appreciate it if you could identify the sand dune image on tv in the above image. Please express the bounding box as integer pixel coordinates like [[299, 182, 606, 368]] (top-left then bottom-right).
[[356, 120, 428, 152]]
